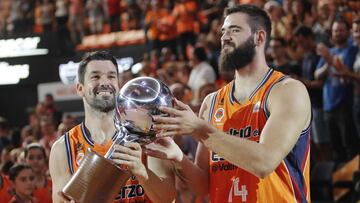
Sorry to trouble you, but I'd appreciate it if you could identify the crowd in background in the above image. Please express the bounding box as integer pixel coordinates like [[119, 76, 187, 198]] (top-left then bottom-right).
[[0, 0, 360, 202]]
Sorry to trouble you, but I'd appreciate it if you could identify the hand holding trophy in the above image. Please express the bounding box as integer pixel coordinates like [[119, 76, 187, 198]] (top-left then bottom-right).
[[62, 77, 174, 203]]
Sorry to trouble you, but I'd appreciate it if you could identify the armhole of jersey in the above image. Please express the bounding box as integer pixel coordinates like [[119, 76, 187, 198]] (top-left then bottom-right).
[[263, 76, 288, 119], [263, 76, 312, 137], [208, 92, 218, 123], [64, 132, 74, 175], [300, 109, 312, 137]]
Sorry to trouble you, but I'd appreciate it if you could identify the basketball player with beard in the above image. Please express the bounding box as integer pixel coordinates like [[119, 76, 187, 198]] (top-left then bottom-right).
[[49, 51, 176, 203], [145, 5, 312, 203]]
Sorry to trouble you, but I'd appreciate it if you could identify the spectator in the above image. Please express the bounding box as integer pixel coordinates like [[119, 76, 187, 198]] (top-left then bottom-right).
[[86, 0, 107, 34], [313, 0, 337, 45], [39, 118, 58, 155], [69, 0, 84, 44], [0, 118, 11, 152], [268, 37, 301, 76], [44, 93, 62, 126], [7, 0, 24, 36], [315, 18, 358, 162], [294, 26, 331, 162], [145, 0, 170, 53], [332, 17, 360, 138], [264, 0, 286, 38], [39, 0, 55, 33], [55, 0, 72, 55], [172, 0, 198, 59], [187, 46, 216, 105], [24, 143, 52, 203], [107, 0, 121, 32], [8, 164, 36, 203]]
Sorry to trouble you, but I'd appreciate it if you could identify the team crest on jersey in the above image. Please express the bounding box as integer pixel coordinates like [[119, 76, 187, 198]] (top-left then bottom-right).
[[214, 108, 224, 122], [253, 101, 261, 113]]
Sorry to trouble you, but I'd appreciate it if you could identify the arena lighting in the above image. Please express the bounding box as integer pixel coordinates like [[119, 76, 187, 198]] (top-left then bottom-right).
[[0, 62, 29, 85], [0, 37, 49, 58], [59, 57, 134, 84]]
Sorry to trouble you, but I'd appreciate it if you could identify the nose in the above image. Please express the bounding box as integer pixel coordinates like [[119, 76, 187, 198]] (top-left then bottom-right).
[[99, 75, 111, 86], [221, 29, 231, 42]]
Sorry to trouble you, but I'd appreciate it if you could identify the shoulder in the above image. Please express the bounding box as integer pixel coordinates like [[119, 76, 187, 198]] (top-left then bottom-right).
[[270, 77, 308, 99], [49, 136, 67, 172], [199, 91, 217, 120], [267, 78, 311, 113]]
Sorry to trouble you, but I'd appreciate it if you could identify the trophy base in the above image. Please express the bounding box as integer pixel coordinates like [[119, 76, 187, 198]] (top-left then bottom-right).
[[62, 148, 131, 203]]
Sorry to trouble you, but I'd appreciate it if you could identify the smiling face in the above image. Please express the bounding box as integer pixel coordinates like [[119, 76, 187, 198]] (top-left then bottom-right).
[[77, 60, 120, 113]]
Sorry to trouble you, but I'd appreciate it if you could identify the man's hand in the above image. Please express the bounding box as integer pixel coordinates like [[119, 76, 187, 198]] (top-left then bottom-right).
[[143, 137, 184, 163], [153, 99, 209, 140], [316, 43, 333, 65], [111, 143, 148, 180]]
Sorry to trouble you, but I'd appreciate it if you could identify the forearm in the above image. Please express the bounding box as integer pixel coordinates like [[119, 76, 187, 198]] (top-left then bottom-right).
[[137, 169, 176, 203], [200, 124, 276, 178], [175, 155, 209, 195], [314, 64, 330, 80]]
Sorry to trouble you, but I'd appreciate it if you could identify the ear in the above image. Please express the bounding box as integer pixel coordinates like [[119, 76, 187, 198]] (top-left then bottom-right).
[[76, 83, 84, 97], [254, 30, 267, 46]]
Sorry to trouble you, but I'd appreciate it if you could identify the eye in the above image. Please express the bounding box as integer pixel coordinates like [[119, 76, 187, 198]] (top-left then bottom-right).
[[91, 75, 100, 79], [231, 28, 241, 33], [108, 75, 117, 79]]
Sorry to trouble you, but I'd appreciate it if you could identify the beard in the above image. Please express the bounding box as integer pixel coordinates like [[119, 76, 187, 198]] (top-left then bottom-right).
[[85, 85, 117, 113], [219, 35, 256, 72], [333, 36, 348, 45]]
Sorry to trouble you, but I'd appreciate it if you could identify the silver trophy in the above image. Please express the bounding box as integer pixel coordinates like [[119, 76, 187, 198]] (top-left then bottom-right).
[[62, 77, 174, 203]]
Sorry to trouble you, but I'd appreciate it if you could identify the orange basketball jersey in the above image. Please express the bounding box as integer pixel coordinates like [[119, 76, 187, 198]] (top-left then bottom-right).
[[33, 178, 52, 203], [64, 123, 152, 203], [208, 69, 311, 203]]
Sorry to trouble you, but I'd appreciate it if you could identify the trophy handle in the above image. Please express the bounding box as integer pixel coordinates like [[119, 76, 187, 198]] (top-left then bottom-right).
[[62, 148, 131, 203]]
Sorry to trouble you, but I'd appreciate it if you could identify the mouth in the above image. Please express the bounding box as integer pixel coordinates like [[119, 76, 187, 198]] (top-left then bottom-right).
[[94, 86, 115, 96], [96, 90, 114, 95]]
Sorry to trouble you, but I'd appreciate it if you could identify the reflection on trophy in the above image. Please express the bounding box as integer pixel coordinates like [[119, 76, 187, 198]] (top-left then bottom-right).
[[62, 77, 174, 203]]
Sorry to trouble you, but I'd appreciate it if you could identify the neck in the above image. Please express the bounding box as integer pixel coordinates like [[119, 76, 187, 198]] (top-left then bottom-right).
[[16, 193, 32, 203], [84, 103, 116, 144], [233, 54, 270, 102], [336, 42, 348, 49]]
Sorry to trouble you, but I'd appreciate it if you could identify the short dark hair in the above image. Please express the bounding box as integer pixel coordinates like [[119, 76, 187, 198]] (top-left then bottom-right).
[[294, 25, 314, 39], [193, 47, 207, 62], [332, 17, 351, 30], [225, 5, 272, 45], [24, 143, 46, 160], [9, 163, 32, 181], [78, 51, 118, 84]]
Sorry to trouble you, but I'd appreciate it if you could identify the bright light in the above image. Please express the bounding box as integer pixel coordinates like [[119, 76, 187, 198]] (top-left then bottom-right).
[[59, 61, 80, 84], [0, 37, 49, 58], [0, 62, 29, 85]]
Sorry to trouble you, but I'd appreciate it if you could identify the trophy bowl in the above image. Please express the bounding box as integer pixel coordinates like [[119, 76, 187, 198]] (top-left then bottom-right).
[[114, 76, 174, 144]]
